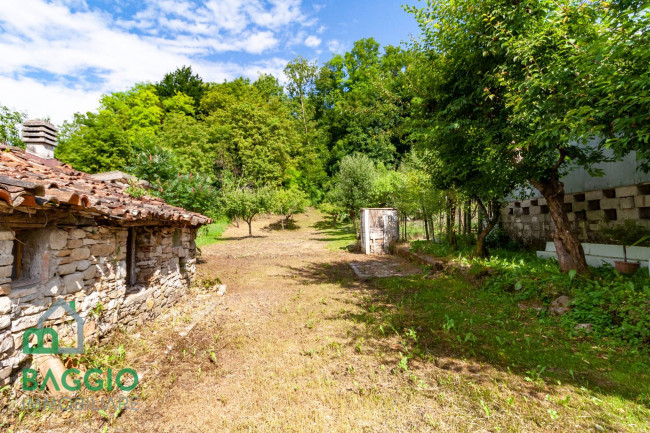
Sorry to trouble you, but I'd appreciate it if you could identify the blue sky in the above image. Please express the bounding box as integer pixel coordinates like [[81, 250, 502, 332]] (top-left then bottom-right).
[[0, 0, 420, 125]]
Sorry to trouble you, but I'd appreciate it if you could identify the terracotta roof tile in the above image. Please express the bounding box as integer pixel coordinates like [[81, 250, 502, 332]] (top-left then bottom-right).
[[0, 145, 212, 227]]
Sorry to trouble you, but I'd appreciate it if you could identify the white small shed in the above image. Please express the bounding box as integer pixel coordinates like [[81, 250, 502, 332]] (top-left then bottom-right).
[[360, 208, 399, 255]]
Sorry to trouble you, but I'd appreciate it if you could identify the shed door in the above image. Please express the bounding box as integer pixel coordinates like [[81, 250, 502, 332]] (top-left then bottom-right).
[[368, 209, 385, 254]]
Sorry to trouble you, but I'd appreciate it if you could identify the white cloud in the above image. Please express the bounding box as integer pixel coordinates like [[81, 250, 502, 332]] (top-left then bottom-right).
[[326, 39, 346, 53], [304, 35, 321, 48], [0, 0, 318, 125], [0, 76, 102, 125]]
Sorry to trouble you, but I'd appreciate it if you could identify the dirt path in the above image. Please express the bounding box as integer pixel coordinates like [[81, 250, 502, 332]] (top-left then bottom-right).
[[115, 211, 436, 432]]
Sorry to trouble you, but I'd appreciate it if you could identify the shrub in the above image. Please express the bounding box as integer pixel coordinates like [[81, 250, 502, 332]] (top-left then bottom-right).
[[158, 173, 220, 218], [479, 251, 650, 348], [563, 267, 650, 346], [485, 224, 522, 251]]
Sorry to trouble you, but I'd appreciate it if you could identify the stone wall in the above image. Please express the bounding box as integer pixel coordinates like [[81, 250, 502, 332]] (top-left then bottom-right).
[[502, 183, 650, 247], [0, 224, 197, 386]]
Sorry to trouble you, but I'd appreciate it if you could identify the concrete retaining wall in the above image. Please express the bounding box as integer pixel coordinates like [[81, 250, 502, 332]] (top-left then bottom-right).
[[536, 242, 650, 269]]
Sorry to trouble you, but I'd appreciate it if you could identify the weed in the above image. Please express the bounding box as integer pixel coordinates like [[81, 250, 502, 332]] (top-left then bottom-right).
[[405, 327, 418, 343], [90, 303, 105, 319], [479, 400, 490, 418], [98, 406, 122, 426], [547, 409, 559, 420], [525, 365, 547, 385], [398, 355, 409, 372], [442, 315, 455, 332]]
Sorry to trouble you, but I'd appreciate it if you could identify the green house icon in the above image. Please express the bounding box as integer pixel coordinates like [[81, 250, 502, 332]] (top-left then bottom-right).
[[22, 299, 84, 355]]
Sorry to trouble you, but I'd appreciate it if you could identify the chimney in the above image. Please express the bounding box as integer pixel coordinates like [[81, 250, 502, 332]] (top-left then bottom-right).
[[23, 119, 58, 160]]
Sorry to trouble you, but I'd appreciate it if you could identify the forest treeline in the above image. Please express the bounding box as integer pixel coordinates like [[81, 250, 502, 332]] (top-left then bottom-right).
[[1, 1, 648, 273]]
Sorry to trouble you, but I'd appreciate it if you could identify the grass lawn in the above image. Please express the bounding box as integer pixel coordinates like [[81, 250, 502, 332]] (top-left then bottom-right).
[[361, 270, 650, 431], [312, 220, 357, 251], [195, 216, 229, 247]]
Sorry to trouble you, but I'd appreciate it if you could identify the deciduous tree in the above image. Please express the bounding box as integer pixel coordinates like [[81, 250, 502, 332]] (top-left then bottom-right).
[[0, 105, 26, 148], [327, 154, 377, 237]]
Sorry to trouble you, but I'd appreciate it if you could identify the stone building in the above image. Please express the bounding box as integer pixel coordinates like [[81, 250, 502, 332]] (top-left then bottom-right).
[[501, 144, 650, 248], [0, 120, 211, 386]]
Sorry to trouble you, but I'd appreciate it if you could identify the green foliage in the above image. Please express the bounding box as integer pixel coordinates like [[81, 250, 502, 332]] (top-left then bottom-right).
[[327, 154, 377, 233], [125, 183, 147, 199], [273, 187, 309, 221], [600, 220, 650, 247], [484, 224, 522, 251], [127, 137, 177, 185], [392, 154, 445, 220], [285, 56, 329, 200], [46, 41, 421, 223], [155, 66, 205, 110], [478, 251, 578, 301], [417, 244, 650, 350], [0, 104, 26, 148], [373, 267, 650, 414], [583, 4, 650, 167], [407, 1, 523, 212], [202, 77, 301, 187], [159, 173, 220, 218], [162, 92, 196, 116], [222, 186, 274, 236], [314, 38, 415, 171], [317, 201, 345, 224], [412, 238, 475, 258], [158, 112, 212, 175], [56, 84, 163, 173], [565, 271, 650, 346], [405, 0, 649, 272]]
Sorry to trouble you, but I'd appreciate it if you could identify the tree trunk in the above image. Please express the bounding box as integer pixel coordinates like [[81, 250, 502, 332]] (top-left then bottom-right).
[[247, 219, 253, 237], [429, 215, 435, 242], [529, 176, 590, 274], [350, 210, 359, 239], [474, 199, 500, 258], [445, 205, 451, 241], [280, 218, 285, 231], [423, 213, 430, 241], [447, 198, 457, 247]]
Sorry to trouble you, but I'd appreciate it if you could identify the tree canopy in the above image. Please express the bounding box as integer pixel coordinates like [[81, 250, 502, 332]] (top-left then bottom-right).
[[33, 5, 649, 271]]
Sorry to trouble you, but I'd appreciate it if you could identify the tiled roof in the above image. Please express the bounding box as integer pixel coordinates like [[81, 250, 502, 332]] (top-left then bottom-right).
[[0, 145, 212, 227]]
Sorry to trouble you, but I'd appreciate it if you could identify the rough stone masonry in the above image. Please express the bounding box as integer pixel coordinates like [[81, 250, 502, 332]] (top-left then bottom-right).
[[0, 224, 199, 386], [0, 120, 211, 387]]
